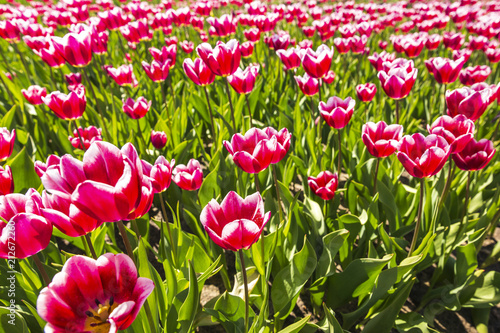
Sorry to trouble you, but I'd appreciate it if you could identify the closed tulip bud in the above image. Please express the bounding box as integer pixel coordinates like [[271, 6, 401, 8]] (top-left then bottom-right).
[[323, 70, 336, 84], [0, 165, 13, 195], [446, 87, 491, 121], [165, 36, 178, 46], [21, 85, 47, 105], [349, 35, 368, 54], [468, 35, 488, 51], [180, 40, 194, 53], [452, 138, 496, 171], [64, 73, 82, 86], [378, 59, 418, 100], [356, 83, 377, 102], [308, 171, 338, 200], [402, 38, 425, 58], [98, 7, 130, 31], [276, 47, 301, 70], [397, 133, 451, 178], [227, 64, 259, 95], [149, 45, 177, 68], [151, 130, 167, 149], [43, 86, 86, 120], [206, 14, 237, 37], [379, 41, 388, 49], [270, 33, 290, 51], [300, 44, 334, 79], [319, 96, 355, 129], [142, 156, 175, 193], [142, 60, 170, 82], [23, 35, 50, 51], [107, 64, 139, 87], [122, 97, 151, 119], [37, 254, 154, 332], [69, 126, 102, 150], [294, 73, 319, 96], [362, 121, 403, 158], [173, 159, 203, 191], [239, 41, 254, 58], [51, 31, 92, 67], [197, 39, 241, 77], [425, 57, 465, 84], [298, 39, 313, 49], [459, 66, 491, 86], [183, 58, 216, 86]]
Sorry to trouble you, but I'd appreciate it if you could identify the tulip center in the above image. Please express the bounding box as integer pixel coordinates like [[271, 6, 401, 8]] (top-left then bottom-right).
[[84, 297, 118, 333]]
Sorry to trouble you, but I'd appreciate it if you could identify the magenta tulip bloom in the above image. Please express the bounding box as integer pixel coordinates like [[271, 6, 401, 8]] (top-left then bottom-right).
[[263, 127, 291, 164], [427, 115, 474, 153], [37, 253, 154, 332], [142, 60, 170, 82], [149, 45, 177, 69], [319, 96, 355, 129], [425, 57, 466, 84], [122, 97, 151, 119], [294, 73, 319, 96], [0, 189, 52, 259], [172, 159, 203, 191], [443, 32, 464, 50], [196, 39, 241, 77], [368, 51, 396, 72], [446, 87, 491, 122], [183, 58, 216, 86], [223, 128, 278, 174], [300, 44, 334, 79], [0, 128, 15, 162], [200, 191, 270, 251], [227, 64, 259, 95], [51, 31, 92, 67], [107, 64, 139, 87], [452, 138, 496, 171], [43, 86, 86, 120], [0, 165, 13, 195], [459, 66, 492, 86], [69, 126, 102, 150], [333, 37, 351, 54], [323, 70, 336, 84], [22, 85, 47, 105], [362, 121, 403, 158], [378, 59, 418, 100], [276, 47, 301, 71], [308, 171, 338, 200], [151, 130, 167, 149], [356, 83, 377, 102], [397, 133, 451, 178], [142, 156, 175, 193], [34, 42, 66, 68]]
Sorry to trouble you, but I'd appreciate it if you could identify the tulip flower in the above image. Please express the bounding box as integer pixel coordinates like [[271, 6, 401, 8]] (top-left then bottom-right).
[[122, 97, 151, 119], [350, 35, 368, 54], [65, 73, 82, 88], [227, 64, 259, 95], [51, 31, 92, 67], [69, 126, 102, 150], [196, 39, 241, 77], [453, 49, 472, 63], [120, 20, 153, 43], [276, 47, 301, 71], [427, 115, 474, 153], [300, 44, 334, 79], [362, 121, 403, 158], [319, 96, 355, 129], [401, 38, 425, 58], [0, 189, 52, 259], [37, 253, 155, 332], [142, 156, 175, 193], [0, 165, 13, 195], [269, 33, 290, 51], [397, 133, 451, 178], [33, 42, 66, 68], [183, 58, 216, 86], [165, 36, 178, 46], [446, 87, 491, 122], [425, 57, 465, 84], [180, 40, 194, 53], [459, 66, 492, 86], [368, 51, 396, 72], [308, 171, 338, 200], [263, 127, 291, 164], [149, 45, 177, 69], [485, 48, 500, 63], [323, 70, 336, 84], [471, 83, 499, 104], [378, 59, 418, 101], [244, 28, 261, 42], [206, 14, 237, 37], [443, 32, 464, 50], [294, 73, 319, 96], [142, 59, 170, 82], [356, 83, 377, 102], [43, 86, 86, 120], [425, 34, 442, 50], [151, 130, 167, 149], [240, 41, 254, 58], [200, 191, 270, 251], [452, 138, 496, 171], [223, 128, 278, 174], [98, 7, 130, 31], [0, 20, 21, 43], [468, 35, 487, 51], [333, 38, 351, 54], [21, 85, 47, 105], [172, 159, 203, 191], [106, 64, 139, 87]]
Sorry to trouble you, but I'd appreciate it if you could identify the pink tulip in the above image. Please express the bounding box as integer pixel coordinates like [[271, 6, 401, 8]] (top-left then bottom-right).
[[378, 59, 418, 100], [452, 138, 496, 171], [172, 159, 203, 191], [0, 165, 13, 195], [300, 44, 334, 79], [22, 85, 47, 105], [362, 121, 403, 158], [69, 126, 102, 150], [149, 45, 177, 69], [122, 97, 151, 119], [308, 171, 338, 200], [151, 130, 167, 149], [51, 31, 92, 67], [319, 96, 355, 129], [107, 64, 139, 87], [43, 86, 87, 120], [294, 73, 319, 96], [356, 83, 377, 102], [276, 47, 301, 71], [227, 64, 259, 95], [368, 51, 396, 72], [446, 87, 491, 122], [263, 127, 292, 164], [427, 115, 474, 153], [425, 57, 466, 84], [142, 60, 170, 82], [142, 156, 175, 193], [196, 39, 241, 77], [183, 58, 216, 86], [459, 66, 492, 86]]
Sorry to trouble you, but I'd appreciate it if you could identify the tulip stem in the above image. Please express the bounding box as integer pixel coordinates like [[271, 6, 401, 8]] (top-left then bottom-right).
[[395, 99, 400, 124], [0, 73, 15, 105], [492, 116, 500, 142], [272, 165, 284, 225], [452, 171, 471, 250], [476, 207, 500, 255], [204, 86, 217, 143], [159, 192, 178, 268], [72, 120, 87, 151], [239, 249, 250, 333], [443, 84, 447, 115], [132, 219, 141, 239], [32, 254, 50, 286], [244, 94, 253, 131], [82, 68, 111, 141], [408, 178, 425, 257], [12, 42, 33, 85], [225, 78, 237, 134], [373, 158, 380, 196], [49, 67, 57, 91], [337, 129, 342, 176], [84, 233, 97, 259], [117, 221, 135, 262], [318, 79, 323, 147], [431, 157, 454, 231], [136, 119, 148, 154]]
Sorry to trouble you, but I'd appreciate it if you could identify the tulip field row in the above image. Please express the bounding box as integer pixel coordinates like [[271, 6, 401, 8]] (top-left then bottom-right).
[[0, 0, 499, 332]]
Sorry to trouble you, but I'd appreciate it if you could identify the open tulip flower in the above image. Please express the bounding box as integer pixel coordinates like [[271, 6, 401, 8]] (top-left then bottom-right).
[[0, 127, 15, 162], [69, 126, 102, 150], [37, 253, 155, 333], [149, 45, 177, 69], [368, 51, 396, 72], [0, 165, 13, 195], [122, 97, 151, 119], [459, 66, 492, 86], [397, 133, 451, 178], [378, 59, 418, 100], [319, 96, 355, 129], [142, 59, 170, 82], [452, 138, 496, 171], [300, 44, 334, 79], [427, 115, 474, 153], [443, 32, 465, 50], [183, 58, 216, 86], [107, 64, 139, 87], [142, 156, 175, 193], [196, 39, 241, 77], [173, 159, 203, 191], [43, 86, 87, 120], [0, 189, 52, 259], [362, 121, 403, 158], [22, 85, 47, 105], [308, 171, 338, 200], [224, 127, 278, 174], [263, 127, 292, 164], [51, 31, 92, 67], [227, 64, 259, 95], [294, 73, 319, 96], [276, 47, 301, 71], [200, 191, 270, 251], [356, 83, 377, 102], [446, 87, 492, 122], [425, 57, 466, 84]]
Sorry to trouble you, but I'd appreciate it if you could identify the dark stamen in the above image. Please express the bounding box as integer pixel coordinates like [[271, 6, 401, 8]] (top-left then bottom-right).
[[109, 296, 114, 306], [85, 311, 93, 317], [95, 299, 101, 306]]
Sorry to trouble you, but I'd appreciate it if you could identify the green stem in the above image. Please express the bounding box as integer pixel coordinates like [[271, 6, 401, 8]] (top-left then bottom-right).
[[204, 86, 217, 142], [373, 158, 380, 196], [82, 68, 111, 141], [32, 254, 50, 286], [117, 221, 135, 262], [225, 78, 237, 134], [443, 84, 447, 115], [337, 129, 342, 176], [395, 99, 400, 124], [137, 118, 148, 153], [408, 178, 425, 257], [244, 94, 253, 131], [431, 157, 454, 230], [84, 233, 97, 259], [239, 249, 249, 333], [12, 42, 33, 85], [159, 192, 178, 268], [272, 164, 284, 224]]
